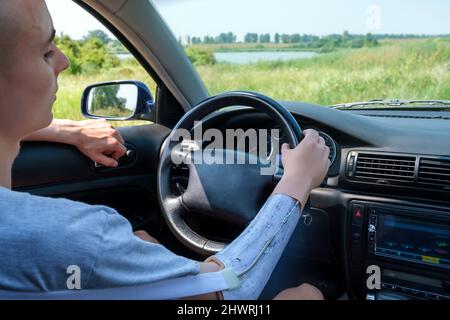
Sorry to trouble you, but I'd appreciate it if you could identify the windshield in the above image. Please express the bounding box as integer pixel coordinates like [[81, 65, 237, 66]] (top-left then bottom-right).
[[153, 0, 450, 107]]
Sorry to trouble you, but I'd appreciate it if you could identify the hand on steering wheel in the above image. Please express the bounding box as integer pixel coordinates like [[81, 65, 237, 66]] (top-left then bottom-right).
[[157, 91, 303, 255]]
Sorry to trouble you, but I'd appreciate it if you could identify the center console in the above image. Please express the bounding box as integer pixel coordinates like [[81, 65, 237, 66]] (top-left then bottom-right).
[[347, 201, 450, 300]]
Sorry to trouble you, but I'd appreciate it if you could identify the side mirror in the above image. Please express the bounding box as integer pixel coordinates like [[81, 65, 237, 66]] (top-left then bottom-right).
[[81, 81, 154, 121]]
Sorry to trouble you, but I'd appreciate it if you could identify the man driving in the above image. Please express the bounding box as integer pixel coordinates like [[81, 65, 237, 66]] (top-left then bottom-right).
[[0, 0, 330, 300]]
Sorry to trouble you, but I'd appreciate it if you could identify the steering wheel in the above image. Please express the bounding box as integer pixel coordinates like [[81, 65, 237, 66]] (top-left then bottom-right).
[[157, 91, 302, 256]]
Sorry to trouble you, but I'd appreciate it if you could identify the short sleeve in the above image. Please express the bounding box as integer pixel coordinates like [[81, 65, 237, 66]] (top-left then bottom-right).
[[85, 208, 200, 289]]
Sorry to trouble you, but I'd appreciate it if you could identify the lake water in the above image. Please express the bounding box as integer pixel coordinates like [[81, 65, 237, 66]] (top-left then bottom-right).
[[214, 51, 318, 64], [116, 51, 319, 64], [117, 53, 133, 60]]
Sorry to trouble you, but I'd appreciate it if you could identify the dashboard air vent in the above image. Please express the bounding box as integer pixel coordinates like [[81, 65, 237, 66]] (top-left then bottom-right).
[[418, 158, 450, 188], [353, 153, 416, 184]]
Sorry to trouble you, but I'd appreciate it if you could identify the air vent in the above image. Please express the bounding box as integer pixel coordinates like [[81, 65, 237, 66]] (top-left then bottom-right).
[[353, 153, 416, 184], [418, 158, 450, 187]]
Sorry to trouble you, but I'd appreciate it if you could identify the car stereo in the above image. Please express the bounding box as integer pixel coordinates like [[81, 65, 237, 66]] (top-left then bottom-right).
[[348, 201, 450, 300], [368, 211, 450, 270]]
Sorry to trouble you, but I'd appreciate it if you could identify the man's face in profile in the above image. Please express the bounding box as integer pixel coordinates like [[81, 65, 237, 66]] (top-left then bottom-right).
[[0, 0, 69, 141]]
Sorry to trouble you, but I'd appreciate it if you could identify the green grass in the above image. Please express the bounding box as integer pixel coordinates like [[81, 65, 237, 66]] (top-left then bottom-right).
[[188, 43, 322, 52], [199, 38, 450, 105], [53, 38, 450, 126]]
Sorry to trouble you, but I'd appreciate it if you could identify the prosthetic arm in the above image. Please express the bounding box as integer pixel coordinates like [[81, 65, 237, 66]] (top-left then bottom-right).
[[208, 193, 301, 300]]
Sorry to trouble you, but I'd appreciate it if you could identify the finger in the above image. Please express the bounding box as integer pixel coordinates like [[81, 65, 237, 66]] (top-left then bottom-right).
[[108, 141, 127, 160], [281, 143, 290, 154], [93, 153, 119, 167], [113, 130, 125, 145], [318, 136, 325, 146], [303, 129, 319, 141], [111, 144, 127, 160], [303, 128, 318, 136], [107, 138, 125, 150], [325, 148, 331, 163]]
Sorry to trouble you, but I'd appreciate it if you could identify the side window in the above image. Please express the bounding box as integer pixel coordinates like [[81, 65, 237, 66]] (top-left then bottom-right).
[[47, 0, 157, 126]]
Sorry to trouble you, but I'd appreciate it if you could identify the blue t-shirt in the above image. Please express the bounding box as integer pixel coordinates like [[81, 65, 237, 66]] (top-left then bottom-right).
[[0, 187, 200, 292]]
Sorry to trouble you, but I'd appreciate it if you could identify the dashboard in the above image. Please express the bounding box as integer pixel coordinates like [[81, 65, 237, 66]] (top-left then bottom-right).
[[197, 102, 450, 300]]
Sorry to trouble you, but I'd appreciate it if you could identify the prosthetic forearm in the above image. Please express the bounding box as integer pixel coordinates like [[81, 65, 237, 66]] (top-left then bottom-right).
[[208, 193, 301, 300]]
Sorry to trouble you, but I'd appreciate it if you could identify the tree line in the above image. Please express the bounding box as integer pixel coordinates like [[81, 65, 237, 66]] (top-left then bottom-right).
[[183, 31, 450, 48], [56, 29, 216, 73]]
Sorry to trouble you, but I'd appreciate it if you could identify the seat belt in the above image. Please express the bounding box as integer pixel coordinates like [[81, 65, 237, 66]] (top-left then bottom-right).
[[0, 268, 239, 300]]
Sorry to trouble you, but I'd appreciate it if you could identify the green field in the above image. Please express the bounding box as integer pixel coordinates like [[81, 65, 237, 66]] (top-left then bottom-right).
[[52, 39, 450, 125]]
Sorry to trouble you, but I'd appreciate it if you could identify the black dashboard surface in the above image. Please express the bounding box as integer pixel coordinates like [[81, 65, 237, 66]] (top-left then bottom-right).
[[200, 102, 450, 300]]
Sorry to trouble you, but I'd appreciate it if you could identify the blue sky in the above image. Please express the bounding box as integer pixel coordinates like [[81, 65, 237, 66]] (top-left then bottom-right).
[[47, 0, 450, 41]]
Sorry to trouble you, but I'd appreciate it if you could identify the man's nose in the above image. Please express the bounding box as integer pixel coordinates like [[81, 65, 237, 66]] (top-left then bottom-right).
[[56, 48, 70, 74], [60, 54, 70, 73]]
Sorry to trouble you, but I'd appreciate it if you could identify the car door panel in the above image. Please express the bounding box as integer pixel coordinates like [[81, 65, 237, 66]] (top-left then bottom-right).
[[12, 124, 170, 190]]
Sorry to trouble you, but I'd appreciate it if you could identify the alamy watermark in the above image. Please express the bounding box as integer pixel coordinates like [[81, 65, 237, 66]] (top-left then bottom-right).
[[366, 264, 381, 290], [66, 265, 81, 290], [366, 5, 381, 31], [169, 121, 282, 176]]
